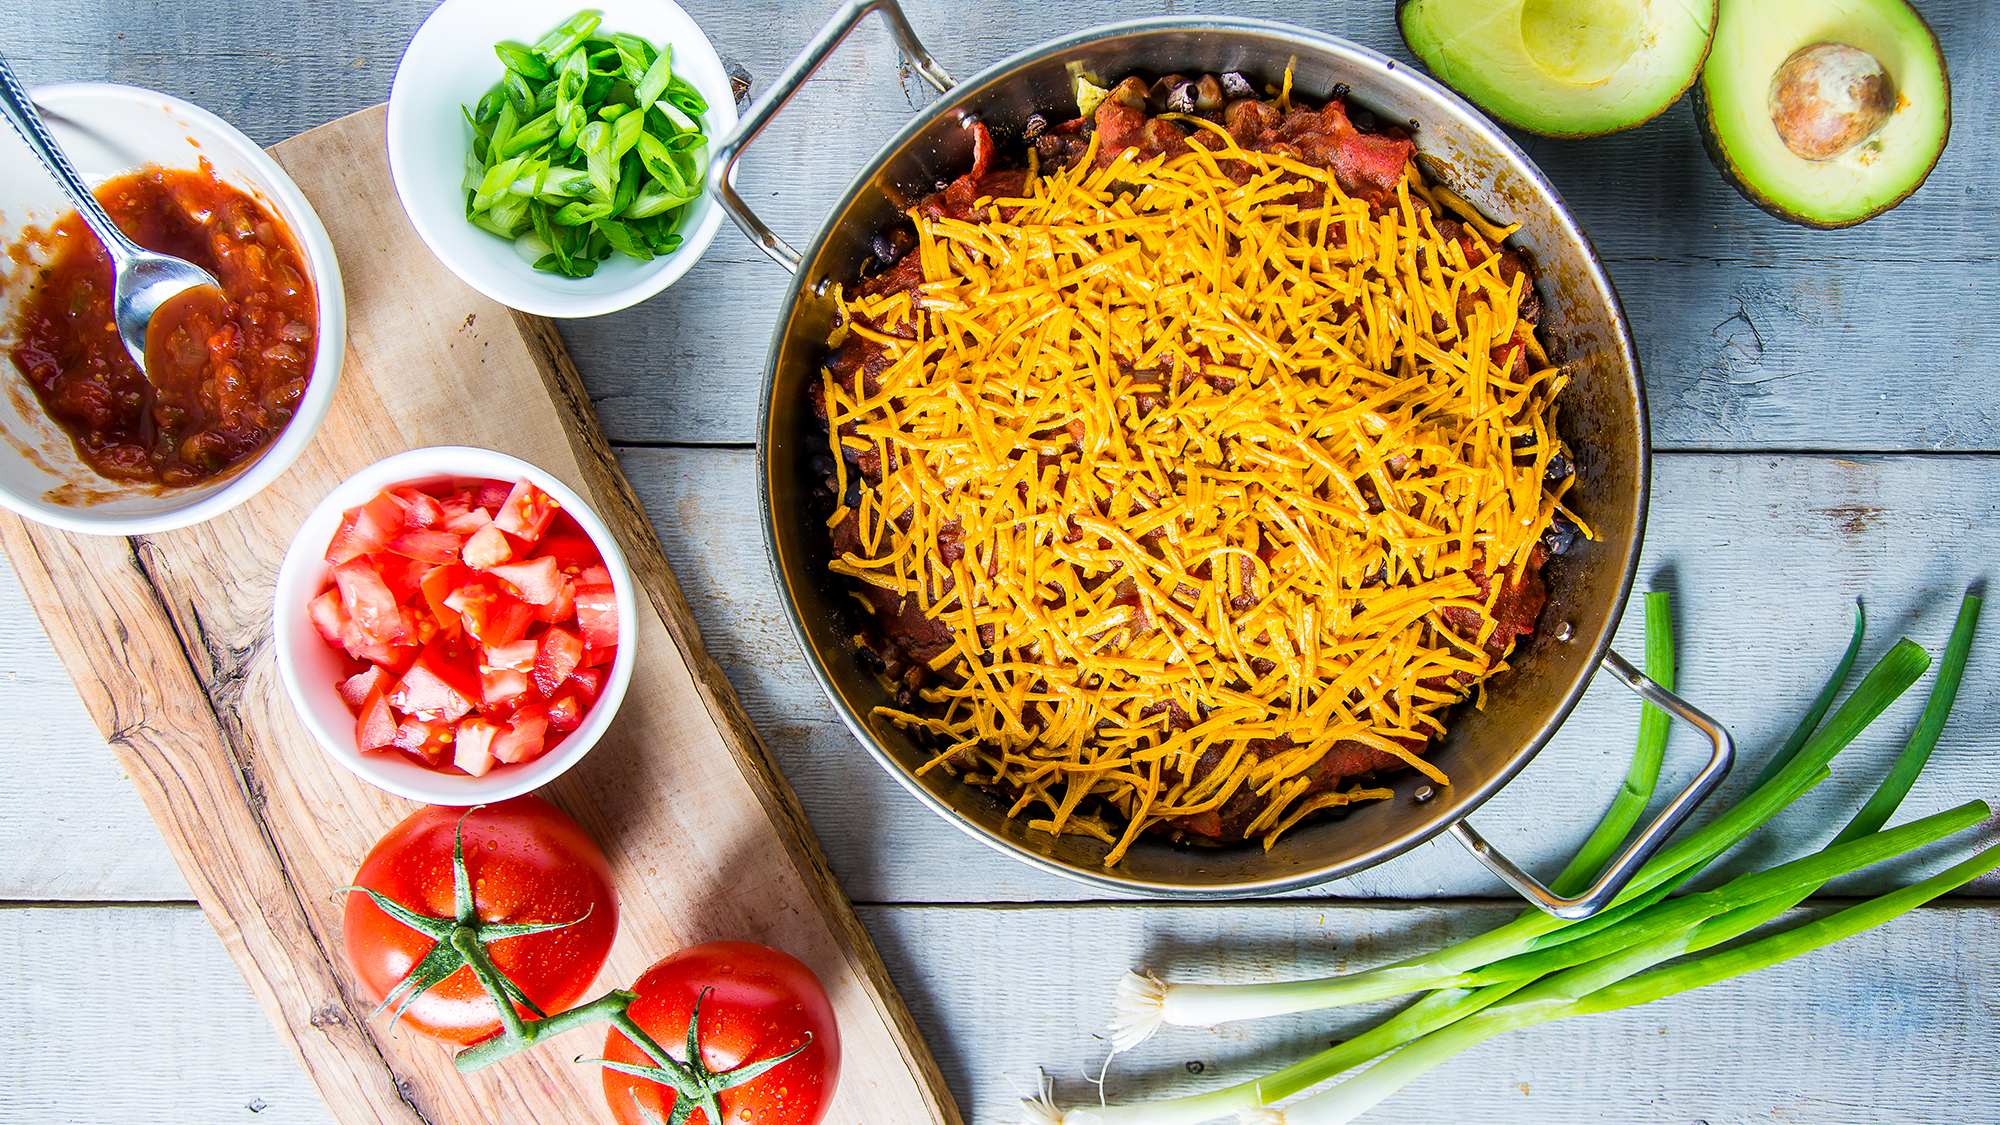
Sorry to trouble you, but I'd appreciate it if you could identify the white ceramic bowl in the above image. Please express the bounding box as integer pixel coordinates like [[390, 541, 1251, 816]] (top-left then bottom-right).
[[386, 0, 738, 318], [273, 446, 639, 805], [0, 83, 345, 535]]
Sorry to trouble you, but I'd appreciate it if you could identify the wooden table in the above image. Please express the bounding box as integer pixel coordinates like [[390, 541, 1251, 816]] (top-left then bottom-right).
[[3, 1, 1995, 1121]]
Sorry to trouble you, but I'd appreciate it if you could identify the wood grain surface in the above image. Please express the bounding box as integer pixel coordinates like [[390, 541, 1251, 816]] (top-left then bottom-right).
[[0, 108, 954, 1125], [2, 0, 1997, 1122]]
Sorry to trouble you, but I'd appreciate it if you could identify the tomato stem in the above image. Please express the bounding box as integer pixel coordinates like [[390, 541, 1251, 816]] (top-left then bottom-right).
[[450, 925, 534, 1043], [452, 988, 641, 1072]]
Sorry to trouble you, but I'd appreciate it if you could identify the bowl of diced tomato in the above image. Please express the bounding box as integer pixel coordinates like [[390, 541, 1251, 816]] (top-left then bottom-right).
[[273, 446, 637, 803]]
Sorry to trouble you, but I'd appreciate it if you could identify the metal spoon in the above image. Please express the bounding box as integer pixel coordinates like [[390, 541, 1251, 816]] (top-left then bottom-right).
[[0, 54, 222, 376]]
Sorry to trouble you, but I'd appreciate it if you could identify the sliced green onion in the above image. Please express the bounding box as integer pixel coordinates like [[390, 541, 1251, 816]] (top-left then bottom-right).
[[531, 12, 600, 61], [634, 45, 675, 111], [494, 41, 550, 82], [461, 11, 710, 278]]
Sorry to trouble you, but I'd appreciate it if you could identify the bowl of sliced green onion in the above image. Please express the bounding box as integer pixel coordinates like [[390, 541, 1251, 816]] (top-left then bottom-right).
[[386, 0, 737, 318]]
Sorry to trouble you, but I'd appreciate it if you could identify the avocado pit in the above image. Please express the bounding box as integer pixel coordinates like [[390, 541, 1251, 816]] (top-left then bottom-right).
[[1768, 42, 1895, 161]]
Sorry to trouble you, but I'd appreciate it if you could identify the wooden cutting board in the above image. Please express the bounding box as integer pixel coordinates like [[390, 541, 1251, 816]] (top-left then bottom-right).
[[0, 105, 958, 1125]]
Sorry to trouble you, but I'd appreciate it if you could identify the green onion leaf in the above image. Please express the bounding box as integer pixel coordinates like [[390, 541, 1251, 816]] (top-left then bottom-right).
[[1835, 594, 1982, 845], [1753, 600, 1868, 788], [1552, 591, 1675, 895]]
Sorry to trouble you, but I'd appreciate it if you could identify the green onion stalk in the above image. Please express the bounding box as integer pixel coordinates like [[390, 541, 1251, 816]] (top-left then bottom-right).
[[1024, 593, 1983, 1125], [1260, 837, 2000, 1125]]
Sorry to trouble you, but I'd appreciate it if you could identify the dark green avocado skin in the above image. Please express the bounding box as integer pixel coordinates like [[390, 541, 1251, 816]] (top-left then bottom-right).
[[1694, 19, 1952, 228]]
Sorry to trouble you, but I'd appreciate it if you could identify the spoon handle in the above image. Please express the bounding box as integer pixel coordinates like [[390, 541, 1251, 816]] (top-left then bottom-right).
[[0, 53, 145, 266]]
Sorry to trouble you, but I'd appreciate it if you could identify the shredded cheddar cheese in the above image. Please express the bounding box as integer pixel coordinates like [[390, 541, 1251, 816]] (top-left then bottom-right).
[[821, 125, 1580, 866]]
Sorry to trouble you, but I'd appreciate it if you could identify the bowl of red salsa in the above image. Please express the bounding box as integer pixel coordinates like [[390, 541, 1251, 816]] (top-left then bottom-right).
[[273, 446, 638, 804], [0, 83, 344, 533]]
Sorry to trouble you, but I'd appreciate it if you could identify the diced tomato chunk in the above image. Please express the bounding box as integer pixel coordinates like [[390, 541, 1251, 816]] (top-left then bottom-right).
[[533, 626, 583, 696], [445, 576, 535, 646], [489, 556, 563, 605], [391, 716, 450, 765], [454, 718, 500, 777], [355, 684, 398, 752], [334, 559, 409, 646], [533, 532, 600, 569], [569, 664, 606, 704], [384, 529, 463, 566], [473, 479, 514, 509], [338, 665, 392, 713], [390, 486, 445, 529], [325, 493, 404, 567], [442, 506, 493, 535], [372, 555, 430, 604], [547, 688, 585, 732], [462, 523, 514, 569], [420, 562, 469, 636], [573, 583, 619, 650], [345, 628, 420, 675], [480, 666, 530, 711], [579, 641, 617, 669], [491, 706, 549, 764], [309, 589, 351, 648], [578, 564, 611, 587], [387, 641, 481, 723], [493, 479, 559, 545], [535, 578, 576, 624], [484, 638, 539, 672]]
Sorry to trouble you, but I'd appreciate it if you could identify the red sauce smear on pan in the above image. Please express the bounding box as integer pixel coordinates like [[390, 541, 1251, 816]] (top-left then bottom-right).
[[8, 162, 316, 487]]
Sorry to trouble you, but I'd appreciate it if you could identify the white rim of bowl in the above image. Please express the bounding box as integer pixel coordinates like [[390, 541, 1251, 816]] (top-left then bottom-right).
[[4, 82, 347, 536], [273, 446, 639, 805], [384, 0, 737, 318]]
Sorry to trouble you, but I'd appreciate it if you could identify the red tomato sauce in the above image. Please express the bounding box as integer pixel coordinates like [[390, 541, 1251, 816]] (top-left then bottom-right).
[[8, 163, 316, 486]]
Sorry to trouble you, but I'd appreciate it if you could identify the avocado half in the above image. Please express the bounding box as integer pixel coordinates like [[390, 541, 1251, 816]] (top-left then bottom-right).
[[1695, 0, 1950, 227], [1399, 0, 1718, 137]]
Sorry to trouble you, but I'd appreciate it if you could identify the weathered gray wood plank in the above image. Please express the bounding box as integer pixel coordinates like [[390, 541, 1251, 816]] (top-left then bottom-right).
[[9, 451, 1993, 905], [5, 0, 1995, 450], [0, 554, 190, 901], [7, 900, 1995, 1124], [0, 906, 331, 1124]]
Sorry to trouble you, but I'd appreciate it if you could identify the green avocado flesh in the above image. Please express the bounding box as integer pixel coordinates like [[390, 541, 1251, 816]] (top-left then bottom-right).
[[1697, 0, 1950, 227], [1399, 0, 1717, 136]]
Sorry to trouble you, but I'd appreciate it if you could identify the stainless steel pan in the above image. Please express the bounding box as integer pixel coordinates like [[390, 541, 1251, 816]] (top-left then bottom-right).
[[706, 0, 1734, 912]]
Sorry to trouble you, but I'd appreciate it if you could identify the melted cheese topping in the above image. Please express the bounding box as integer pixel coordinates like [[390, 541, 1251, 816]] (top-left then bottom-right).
[[822, 125, 1580, 865]]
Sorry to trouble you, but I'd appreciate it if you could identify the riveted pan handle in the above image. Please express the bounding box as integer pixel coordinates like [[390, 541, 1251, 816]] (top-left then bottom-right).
[[1450, 648, 1735, 920], [706, 0, 954, 273]]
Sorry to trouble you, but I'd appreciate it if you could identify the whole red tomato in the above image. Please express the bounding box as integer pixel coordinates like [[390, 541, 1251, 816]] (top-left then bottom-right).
[[342, 795, 619, 1044], [602, 942, 840, 1125]]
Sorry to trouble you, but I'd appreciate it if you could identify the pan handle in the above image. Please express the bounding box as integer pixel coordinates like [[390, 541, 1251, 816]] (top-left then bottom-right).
[[705, 0, 954, 273], [1448, 648, 1735, 920]]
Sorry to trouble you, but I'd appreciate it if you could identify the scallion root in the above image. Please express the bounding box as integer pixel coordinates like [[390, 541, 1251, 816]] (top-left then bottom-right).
[[1108, 970, 1169, 1053]]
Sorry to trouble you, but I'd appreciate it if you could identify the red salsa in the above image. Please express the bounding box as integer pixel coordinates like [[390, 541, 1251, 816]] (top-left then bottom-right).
[[8, 163, 316, 487]]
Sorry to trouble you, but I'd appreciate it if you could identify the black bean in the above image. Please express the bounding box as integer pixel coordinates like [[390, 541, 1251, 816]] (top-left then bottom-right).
[[1023, 113, 1048, 140], [1221, 72, 1255, 99], [1544, 453, 1574, 483], [1165, 81, 1197, 115], [1543, 511, 1580, 556]]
